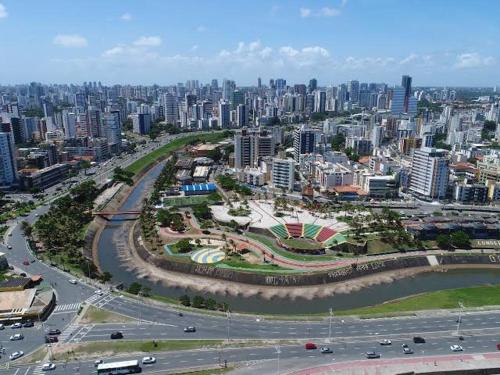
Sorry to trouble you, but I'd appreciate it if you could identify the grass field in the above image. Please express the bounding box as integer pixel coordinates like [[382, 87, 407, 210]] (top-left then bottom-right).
[[336, 285, 500, 316], [281, 237, 323, 250], [80, 305, 135, 324], [125, 132, 228, 175], [166, 195, 216, 207]]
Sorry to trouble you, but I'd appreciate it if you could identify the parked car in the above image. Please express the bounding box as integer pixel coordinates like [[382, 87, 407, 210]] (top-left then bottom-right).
[[320, 347, 333, 354], [23, 321, 34, 327], [47, 329, 61, 335], [11, 323, 22, 329], [110, 331, 123, 339], [413, 336, 426, 344], [305, 342, 317, 350], [365, 352, 380, 359], [142, 356, 156, 364], [183, 326, 196, 333], [9, 351, 24, 360], [41, 363, 56, 371], [0, 323, 4, 330], [10, 334, 24, 341], [45, 336, 58, 343]]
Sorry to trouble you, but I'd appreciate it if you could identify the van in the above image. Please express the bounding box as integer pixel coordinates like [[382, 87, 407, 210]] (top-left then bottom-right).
[[305, 342, 317, 350]]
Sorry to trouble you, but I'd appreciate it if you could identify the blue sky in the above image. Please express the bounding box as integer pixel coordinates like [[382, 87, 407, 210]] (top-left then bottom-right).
[[0, 0, 499, 86]]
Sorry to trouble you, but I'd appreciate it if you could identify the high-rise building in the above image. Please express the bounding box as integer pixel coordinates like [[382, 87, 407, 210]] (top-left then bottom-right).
[[236, 104, 248, 127], [271, 158, 295, 191], [231, 90, 244, 110], [218, 101, 230, 128], [0, 126, 18, 187], [293, 125, 315, 161], [390, 86, 406, 116], [409, 147, 449, 199], [401, 75, 412, 113], [314, 91, 326, 113], [132, 113, 151, 135], [308, 78, 318, 93], [348, 80, 360, 103], [162, 93, 178, 125], [87, 108, 102, 137], [62, 110, 77, 139], [234, 128, 275, 169], [103, 111, 122, 147]]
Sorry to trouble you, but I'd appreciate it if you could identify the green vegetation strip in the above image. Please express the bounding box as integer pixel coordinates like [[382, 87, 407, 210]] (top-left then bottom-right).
[[246, 232, 345, 262], [335, 285, 500, 316], [126, 131, 228, 175]]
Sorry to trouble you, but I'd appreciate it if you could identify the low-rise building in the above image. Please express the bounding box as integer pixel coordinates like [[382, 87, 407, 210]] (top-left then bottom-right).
[[454, 182, 488, 203], [238, 167, 265, 186], [19, 163, 69, 190]]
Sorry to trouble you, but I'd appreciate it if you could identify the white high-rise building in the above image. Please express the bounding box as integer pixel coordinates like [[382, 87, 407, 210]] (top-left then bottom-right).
[[271, 158, 295, 191], [371, 125, 384, 148], [409, 147, 449, 199], [103, 111, 122, 147], [62, 110, 76, 139], [234, 128, 275, 169], [162, 93, 178, 125]]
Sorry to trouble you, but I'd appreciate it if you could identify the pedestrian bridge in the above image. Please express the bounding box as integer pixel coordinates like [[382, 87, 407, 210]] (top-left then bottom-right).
[[92, 210, 141, 220]]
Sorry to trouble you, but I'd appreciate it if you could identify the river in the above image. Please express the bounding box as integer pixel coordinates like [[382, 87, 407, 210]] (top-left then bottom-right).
[[97, 162, 500, 315]]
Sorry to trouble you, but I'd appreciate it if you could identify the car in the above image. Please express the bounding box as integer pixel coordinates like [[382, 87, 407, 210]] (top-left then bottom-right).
[[201, 230, 211, 235], [47, 329, 61, 335], [379, 339, 392, 345], [68, 279, 77, 285], [0, 323, 4, 330], [11, 323, 22, 329], [142, 356, 156, 364], [45, 335, 58, 343], [403, 347, 414, 354], [450, 345, 463, 352], [10, 334, 24, 341], [19, 272, 27, 277], [9, 351, 24, 360], [178, 312, 183, 317], [23, 320, 34, 327], [183, 326, 196, 333], [7, 245, 12, 249], [304, 342, 317, 350], [413, 336, 426, 344], [365, 352, 380, 359], [42, 363, 56, 371], [94, 359, 103, 367], [95, 289, 104, 296], [110, 331, 123, 339], [22, 260, 30, 266], [320, 347, 333, 354], [497, 343, 500, 350]]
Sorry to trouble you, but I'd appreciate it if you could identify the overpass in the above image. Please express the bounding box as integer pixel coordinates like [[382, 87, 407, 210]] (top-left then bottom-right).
[[92, 210, 141, 220]]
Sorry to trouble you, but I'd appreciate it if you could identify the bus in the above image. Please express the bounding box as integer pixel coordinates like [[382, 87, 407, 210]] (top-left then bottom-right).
[[96, 360, 142, 374]]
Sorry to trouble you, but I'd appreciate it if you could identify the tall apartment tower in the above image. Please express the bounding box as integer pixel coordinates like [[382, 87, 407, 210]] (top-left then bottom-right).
[[218, 101, 231, 128], [409, 147, 449, 199], [0, 125, 18, 186], [293, 125, 315, 161], [162, 93, 178, 125], [401, 75, 412, 113], [271, 158, 295, 191], [390, 86, 406, 116], [348, 80, 360, 103], [234, 128, 275, 169]]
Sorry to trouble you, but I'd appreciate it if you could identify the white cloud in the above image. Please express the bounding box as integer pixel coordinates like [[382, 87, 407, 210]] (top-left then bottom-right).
[[0, 3, 7, 18], [454, 53, 495, 68], [120, 13, 132, 21], [341, 0, 348, 7], [53, 34, 88, 48], [300, 8, 311, 18], [191, 45, 199, 52], [399, 53, 419, 65], [196, 25, 207, 32], [133, 36, 162, 47], [319, 7, 340, 17]]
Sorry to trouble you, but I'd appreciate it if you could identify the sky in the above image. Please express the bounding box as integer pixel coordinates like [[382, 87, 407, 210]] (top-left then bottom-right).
[[0, 0, 499, 87]]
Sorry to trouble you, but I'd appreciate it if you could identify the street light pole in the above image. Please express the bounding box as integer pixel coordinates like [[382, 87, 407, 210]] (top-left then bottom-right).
[[327, 307, 333, 343], [456, 301, 464, 337], [226, 309, 231, 343], [276, 345, 281, 375]]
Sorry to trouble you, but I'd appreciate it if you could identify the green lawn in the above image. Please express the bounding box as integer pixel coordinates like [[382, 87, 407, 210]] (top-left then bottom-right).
[[336, 285, 500, 316], [126, 132, 228, 175], [246, 232, 344, 262], [166, 195, 216, 207]]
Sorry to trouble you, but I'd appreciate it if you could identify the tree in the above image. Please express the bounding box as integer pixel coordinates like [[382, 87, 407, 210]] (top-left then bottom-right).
[[140, 286, 152, 297], [192, 295, 205, 308], [179, 294, 191, 306], [80, 160, 92, 175], [175, 239, 192, 253], [21, 221, 32, 237], [436, 234, 450, 249], [127, 282, 143, 295], [100, 271, 113, 283], [205, 298, 217, 310], [331, 133, 346, 151], [112, 167, 134, 186], [451, 231, 470, 248]]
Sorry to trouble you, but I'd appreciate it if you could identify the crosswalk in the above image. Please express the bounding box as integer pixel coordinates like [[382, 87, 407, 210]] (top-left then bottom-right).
[[53, 303, 81, 313], [32, 364, 45, 375], [85, 292, 116, 308]]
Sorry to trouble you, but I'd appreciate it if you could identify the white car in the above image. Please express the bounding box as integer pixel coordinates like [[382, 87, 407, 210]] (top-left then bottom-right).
[[450, 345, 463, 352], [0, 323, 4, 330], [142, 356, 156, 364], [11, 322, 22, 329], [379, 339, 392, 345], [95, 289, 104, 296], [9, 351, 24, 360], [94, 359, 103, 367], [42, 363, 56, 371], [68, 279, 77, 285], [10, 333, 24, 341]]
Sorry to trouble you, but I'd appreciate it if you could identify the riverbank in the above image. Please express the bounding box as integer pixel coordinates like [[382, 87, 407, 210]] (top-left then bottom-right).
[[336, 284, 500, 316]]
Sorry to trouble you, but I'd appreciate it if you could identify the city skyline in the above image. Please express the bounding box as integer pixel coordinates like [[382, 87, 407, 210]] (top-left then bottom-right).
[[0, 0, 499, 86]]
